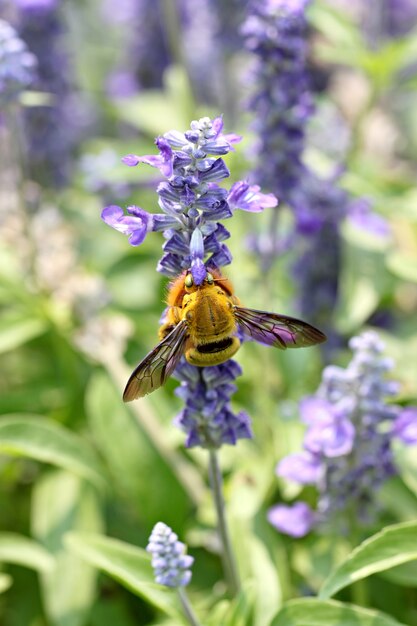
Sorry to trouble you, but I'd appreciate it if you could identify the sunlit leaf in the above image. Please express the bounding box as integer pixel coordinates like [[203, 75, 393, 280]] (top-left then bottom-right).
[[319, 521, 417, 599], [32, 470, 104, 626], [271, 598, 407, 626], [65, 533, 183, 621], [0, 573, 12, 593], [0, 316, 47, 354], [0, 415, 106, 489], [86, 372, 191, 526], [0, 533, 54, 573]]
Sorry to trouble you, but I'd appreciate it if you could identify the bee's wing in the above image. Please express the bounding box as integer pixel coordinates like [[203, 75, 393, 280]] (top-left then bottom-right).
[[123, 321, 188, 401], [233, 306, 326, 349]]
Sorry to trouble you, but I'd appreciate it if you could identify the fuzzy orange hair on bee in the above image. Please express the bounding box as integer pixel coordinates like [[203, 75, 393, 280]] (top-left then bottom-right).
[[123, 268, 326, 401]]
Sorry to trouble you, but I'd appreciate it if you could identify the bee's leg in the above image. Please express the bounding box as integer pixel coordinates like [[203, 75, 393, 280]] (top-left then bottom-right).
[[158, 306, 182, 340]]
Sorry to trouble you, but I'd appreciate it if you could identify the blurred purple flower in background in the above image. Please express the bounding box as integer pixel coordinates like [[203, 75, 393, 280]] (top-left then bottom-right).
[[269, 330, 417, 537], [241, 0, 348, 346], [361, 0, 417, 43], [5, 0, 87, 187], [102, 0, 169, 97], [102, 116, 276, 448], [0, 18, 37, 104], [242, 0, 391, 352]]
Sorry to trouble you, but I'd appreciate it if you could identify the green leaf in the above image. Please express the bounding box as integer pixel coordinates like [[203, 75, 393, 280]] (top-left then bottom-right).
[[32, 470, 104, 626], [392, 443, 417, 502], [271, 598, 407, 626], [249, 536, 282, 626], [212, 586, 254, 626], [86, 372, 191, 526], [65, 533, 184, 621], [0, 533, 54, 573], [379, 560, 417, 587], [319, 521, 417, 599], [0, 573, 12, 593], [386, 251, 417, 283], [0, 315, 47, 354], [335, 221, 393, 332], [0, 415, 106, 489]]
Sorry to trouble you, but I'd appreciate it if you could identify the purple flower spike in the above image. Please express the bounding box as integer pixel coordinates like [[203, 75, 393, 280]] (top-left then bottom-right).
[[393, 408, 417, 445], [272, 330, 417, 536], [101, 205, 153, 246], [267, 502, 315, 537], [228, 181, 278, 213]]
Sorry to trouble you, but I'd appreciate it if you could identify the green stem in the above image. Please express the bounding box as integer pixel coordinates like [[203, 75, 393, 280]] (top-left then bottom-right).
[[208, 449, 241, 596], [348, 508, 369, 606], [178, 587, 202, 626]]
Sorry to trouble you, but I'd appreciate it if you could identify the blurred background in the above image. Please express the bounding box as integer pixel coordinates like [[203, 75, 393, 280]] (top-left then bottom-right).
[[1, 0, 417, 624]]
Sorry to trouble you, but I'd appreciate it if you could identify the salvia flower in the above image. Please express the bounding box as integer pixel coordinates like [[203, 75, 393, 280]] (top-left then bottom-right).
[[269, 330, 417, 537], [0, 18, 37, 103], [102, 116, 277, 448], [103, 116, 277, 286], [147, 522, 194, 588]]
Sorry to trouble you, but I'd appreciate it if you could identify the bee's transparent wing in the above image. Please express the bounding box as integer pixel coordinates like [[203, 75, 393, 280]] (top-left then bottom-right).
[[234, 306, 326, 349], [123, 321, 188, 401]]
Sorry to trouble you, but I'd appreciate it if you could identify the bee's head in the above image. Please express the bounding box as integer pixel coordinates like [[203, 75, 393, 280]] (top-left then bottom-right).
[[184, 271, 214, 292]]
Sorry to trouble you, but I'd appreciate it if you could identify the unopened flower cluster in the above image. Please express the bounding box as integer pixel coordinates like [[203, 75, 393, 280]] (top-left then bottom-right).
[[147, 522, 194, 588], [102, 116, 276, 448], [268, 331, 417, 537]]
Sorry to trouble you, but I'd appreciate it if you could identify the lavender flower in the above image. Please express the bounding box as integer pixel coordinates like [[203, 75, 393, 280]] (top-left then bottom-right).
[[269, 330, 417, 537], [102, 116, 277, 448], [0, 18, 37, 103], [102, 116, 275, 286], [147, 522, 194, 588]]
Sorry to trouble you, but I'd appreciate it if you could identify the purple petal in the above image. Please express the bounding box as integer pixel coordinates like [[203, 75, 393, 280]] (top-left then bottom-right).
[[228, 181, 278, 212], [277, 452, 322, 484], [211, 116, 224, 137], [304, 417, 355, 458], [198, 158, 230, 183], [122, 154, 140, 166], [393, 408, 417, 445], [101, 204, 152, 246], [191, 258, 206, 285], [299, 397, 334, 425], [267, 502, 315, 537]]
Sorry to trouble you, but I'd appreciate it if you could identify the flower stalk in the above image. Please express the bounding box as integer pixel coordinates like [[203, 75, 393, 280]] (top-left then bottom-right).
[[208, 449, 241, 596], [178, 587, 203, 626]]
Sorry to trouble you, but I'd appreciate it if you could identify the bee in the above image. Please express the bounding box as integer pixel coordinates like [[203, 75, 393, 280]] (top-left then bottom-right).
[[123, 268, 326, 401]]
